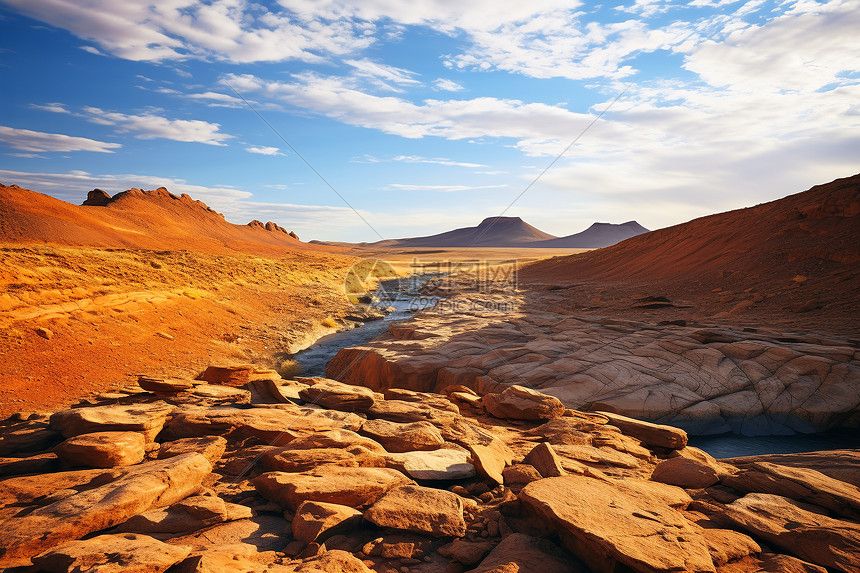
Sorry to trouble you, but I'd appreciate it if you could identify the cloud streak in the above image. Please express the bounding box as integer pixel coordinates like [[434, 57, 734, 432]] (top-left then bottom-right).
[[0, 125, 121, 153]]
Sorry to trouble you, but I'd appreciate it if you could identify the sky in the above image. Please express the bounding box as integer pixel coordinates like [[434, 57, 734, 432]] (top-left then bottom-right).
[[0, 0, 857, 242]]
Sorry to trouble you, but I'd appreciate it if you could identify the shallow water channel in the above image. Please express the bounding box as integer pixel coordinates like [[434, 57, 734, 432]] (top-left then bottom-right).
[[293, 277, 859, 459]]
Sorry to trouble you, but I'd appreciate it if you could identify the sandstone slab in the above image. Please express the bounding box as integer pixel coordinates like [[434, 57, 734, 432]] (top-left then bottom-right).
[[386, 447, 476, 480], [31, 533, 191, 573], [720, 492, 860, 573], [519, 475, 715, 573], [298, 378, 376, 412], [364, 484, 466, 537], [483, 384, 566, 420], [292, 500, 362, 543], [360, 418, 445, 453], [138, 376, 199, 394], [524, 441, 566, 478], [253, 466, 412, 510], [261, 447, 363, 472], [468, 532, 581, 573], [50, 402, 172, 442], [116, 495, 251, 537], [722, 461, 860, 521], [0, 453, 211, 564], [55, 431, 145, 468], [157, 436, 228, 464], [597, 411, 688, 449], [652, 455, 720, 489], [163, 406, 363, 445]]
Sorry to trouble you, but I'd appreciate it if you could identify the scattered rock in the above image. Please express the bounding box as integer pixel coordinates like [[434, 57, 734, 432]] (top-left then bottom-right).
[[50, 402, 173, 441], [31, 532, 191, 573], [468, 532, 581, 573], [0, 453, 211, 563], [364, 484, 466, 537], [386, 447, 476, 480], [523, 442, 566, 478], [157, 436, 228, 464], [35, 326, 53, 340], [292, 500, 363, 543], [360, 418, 445, 453], [519, 475, 714, 573], [720, 492, 860, 573], [261, 447, 364, 472], [299, 378, 377, 412], [652, 455, 720, 489], [196, 365, 252, 387], [722, 461, 860, 521], [483, 385, 565, 421], [116, 495, 251, 537], [253, 466, 412, 511], [597, 411, 688, 449], [55, 431, 146, 468], [137, 376, 199, 394]]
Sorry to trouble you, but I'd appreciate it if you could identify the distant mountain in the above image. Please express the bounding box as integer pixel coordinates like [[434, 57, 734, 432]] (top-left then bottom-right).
[[530, 221, 650, 248], [315, 216, 649, 249]]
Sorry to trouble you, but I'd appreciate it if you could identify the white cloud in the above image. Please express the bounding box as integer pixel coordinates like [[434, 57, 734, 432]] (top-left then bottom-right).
[[358, 154, 486, 167], [246, 146, 284, 156], [186, 91, 245, 108], [385, 183, 506, 192], [30, 103, 70, 114], [79, 45, 102, 55], [80, 107, 232, 145], [344, 58, 421, 92], [433, 78, 464, 92], [221, 72, 610, 152], [0, 125, 121, 153]]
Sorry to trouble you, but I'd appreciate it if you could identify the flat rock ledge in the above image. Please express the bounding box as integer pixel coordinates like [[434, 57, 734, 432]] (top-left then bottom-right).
[[0, 366, 857, 573], [325, 292, 860, 436]]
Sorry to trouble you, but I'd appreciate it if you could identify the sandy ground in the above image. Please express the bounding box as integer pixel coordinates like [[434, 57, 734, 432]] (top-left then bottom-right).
[[0, 245, 360, 417]]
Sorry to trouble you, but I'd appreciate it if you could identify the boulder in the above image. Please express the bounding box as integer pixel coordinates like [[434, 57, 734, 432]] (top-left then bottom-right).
[[652, 456, 720, 489], [195, 365, 252, 387], [188, 385, 251, 404], [115, 495, 251, 537], [700, 528, 761, 566], [261, 448, 363, 472], [282, 429, 387, 454], [720, 492, 860, 573], [55, 431, 145, 468], [253, 466, 412, 510], [50, 403, 173, 442], [523, 442, 566, 478], [137, 376, 199, 394], [438, 538, 494, 567], [162, 406, 363, 445], [468, 437, 514, 486], [292, 500, 362, 543], [502, 464, 543, 487], [31, 533, 191, 573], [519, 475, 715, 573], [386, 447, 476, 480], [483, 385, 565, 420], [0, 420, 61, 456], [359, 418, 445, 453], [298, 378, 376, 412], [596, 411, 688, 450], [468, 532, 581, 573], [367, 400, 458, 426], [383, 388, 460, 413], [364, 484, 466, 537], [291, 550, 374, 572], [722, 461, 860, 521], [0, 453, 211, 563], [157, 436, 228, 464]]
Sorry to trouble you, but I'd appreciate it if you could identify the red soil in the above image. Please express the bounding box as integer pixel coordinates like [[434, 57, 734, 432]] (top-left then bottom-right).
[[520, 174, 860, 335]]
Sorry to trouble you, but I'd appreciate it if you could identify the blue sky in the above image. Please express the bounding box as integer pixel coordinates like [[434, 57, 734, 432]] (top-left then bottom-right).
[[0, 0, 857, 242]]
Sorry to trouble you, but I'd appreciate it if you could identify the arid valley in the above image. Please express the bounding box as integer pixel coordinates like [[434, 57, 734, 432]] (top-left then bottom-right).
[[0, 173, 858, 573]]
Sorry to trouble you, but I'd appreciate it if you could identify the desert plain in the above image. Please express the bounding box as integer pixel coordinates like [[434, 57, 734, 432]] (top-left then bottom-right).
[[0, 174, 858, 573]]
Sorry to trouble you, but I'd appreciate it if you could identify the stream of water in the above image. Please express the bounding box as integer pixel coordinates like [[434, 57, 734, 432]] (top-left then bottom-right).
[[293, 278, 858, 459]]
